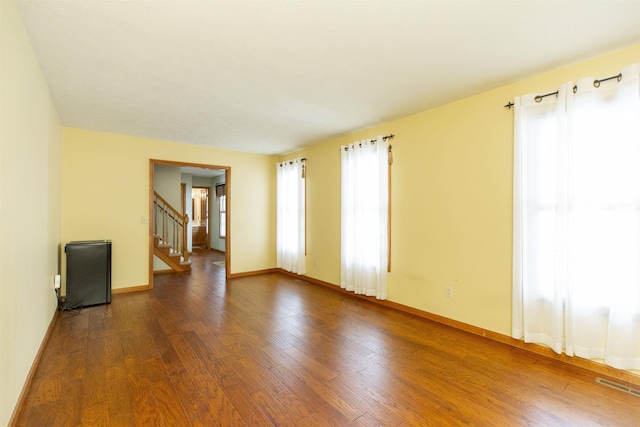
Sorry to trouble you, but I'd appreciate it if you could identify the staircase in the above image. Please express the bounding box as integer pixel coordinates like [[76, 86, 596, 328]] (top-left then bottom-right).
[[153, 191, 191, 273]]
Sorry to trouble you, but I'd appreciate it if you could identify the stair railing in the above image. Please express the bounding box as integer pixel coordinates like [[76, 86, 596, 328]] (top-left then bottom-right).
[[153, 191, 190, 263]]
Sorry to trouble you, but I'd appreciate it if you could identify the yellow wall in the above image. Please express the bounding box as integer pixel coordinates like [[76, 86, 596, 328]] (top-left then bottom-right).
[[283, 44, 640, 336], [0, 2, 62, 424], [62, 128, 276, 289]]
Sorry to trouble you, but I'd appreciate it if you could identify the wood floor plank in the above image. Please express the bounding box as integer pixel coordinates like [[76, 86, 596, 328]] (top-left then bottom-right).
[[121, 330, 159, 360], [197, 379, 246, 427], [82, 401, 110, 426], [82, 337, 108, 426], [189, 322, 232, 360], [222, 384, 274, 426], [275, 358, 367, 422], [166, 368, 216, 426], [124, 354, 165, 427], [183, 331, 239, 390], [151, 377, 191, 427], [13, 250, 640, 426], [353, 412, 388, 427], [250, 388, 305, 427], [58, 377, 85, 427], [15, 403, 59, 427], [325, 373, 407, 426], [143, 356, 169, 382], [269, 363, 356, 425], [106, 374, 136, 426], [283, 345, 338, 382], [169, 331, 215, 385]]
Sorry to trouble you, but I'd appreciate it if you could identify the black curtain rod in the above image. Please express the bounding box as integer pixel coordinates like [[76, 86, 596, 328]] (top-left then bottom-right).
[[360, 134, 396, 143], [535, 90, 559, 103], [504, 90, 558, 108], [364, 134, 395, 144], [504, 71, 623, 109], [279, 158, 306, 167], [594, 73, 621, 87], [341, 134, 395, 151]]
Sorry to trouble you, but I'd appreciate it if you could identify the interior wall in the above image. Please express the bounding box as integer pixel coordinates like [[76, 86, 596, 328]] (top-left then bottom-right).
[[0, 2, 62, 424], [152, 164, 181, 271], [62, 127, 276, 288], [192, 176, 213, 187], [154, 164, 181, 207], [281, 44, 640, 337]]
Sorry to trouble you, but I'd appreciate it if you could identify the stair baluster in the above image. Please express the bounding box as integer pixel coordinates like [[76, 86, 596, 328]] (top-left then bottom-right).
[[152, 191, 191, 272]]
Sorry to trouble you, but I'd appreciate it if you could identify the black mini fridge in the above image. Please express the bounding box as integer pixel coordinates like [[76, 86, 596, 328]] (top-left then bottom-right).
[[65, 240, 111, 310]]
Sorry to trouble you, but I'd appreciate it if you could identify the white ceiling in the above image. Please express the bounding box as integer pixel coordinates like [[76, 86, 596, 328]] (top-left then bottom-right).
[[17, 0, 640, 155], [181, 166, 224, 178]]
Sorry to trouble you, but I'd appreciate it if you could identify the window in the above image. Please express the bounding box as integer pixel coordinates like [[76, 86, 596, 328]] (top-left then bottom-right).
[[340, 135, 390, 300], [216, 184, 226, 239], [276, 159, 305, 274], [513, 64, 640, 370], [218, 194, 226, 239]]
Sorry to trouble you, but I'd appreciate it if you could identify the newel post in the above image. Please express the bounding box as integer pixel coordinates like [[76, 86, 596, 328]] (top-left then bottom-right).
[[182, 213, 190, 262]]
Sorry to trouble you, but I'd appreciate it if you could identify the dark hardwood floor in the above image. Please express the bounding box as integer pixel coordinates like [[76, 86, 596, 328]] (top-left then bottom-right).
[[14, 250, 640, 426]]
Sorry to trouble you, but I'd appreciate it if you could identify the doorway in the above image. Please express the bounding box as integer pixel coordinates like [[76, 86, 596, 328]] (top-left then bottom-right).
[[149, 159, 231, 289], [191, 187, 209, 250]]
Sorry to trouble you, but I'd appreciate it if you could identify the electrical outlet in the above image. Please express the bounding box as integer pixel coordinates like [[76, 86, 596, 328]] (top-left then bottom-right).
[[314, 258, 317, 267], [54, 274, 61, 289], [446, 286, 453, 298]]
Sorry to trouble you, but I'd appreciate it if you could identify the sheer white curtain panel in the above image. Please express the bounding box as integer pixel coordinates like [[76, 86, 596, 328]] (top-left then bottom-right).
[[513, 64, 640, 370], [276, 159, 305, 274], [340, 136, 388, 300]]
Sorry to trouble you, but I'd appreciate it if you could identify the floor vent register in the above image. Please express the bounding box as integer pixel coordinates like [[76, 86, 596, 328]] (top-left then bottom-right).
[[596, 377, 640, 398]]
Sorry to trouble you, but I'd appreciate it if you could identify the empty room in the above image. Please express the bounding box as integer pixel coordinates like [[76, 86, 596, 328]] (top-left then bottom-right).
[[2, 1, 640, 425]]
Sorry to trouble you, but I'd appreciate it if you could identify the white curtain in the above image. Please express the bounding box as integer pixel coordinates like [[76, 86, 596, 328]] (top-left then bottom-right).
[[276, 159, 305, 274], [341, 136, 389, 299], [513, 64, 640, 370]]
